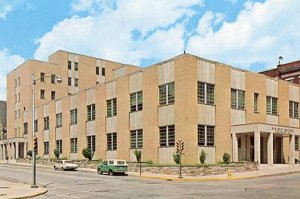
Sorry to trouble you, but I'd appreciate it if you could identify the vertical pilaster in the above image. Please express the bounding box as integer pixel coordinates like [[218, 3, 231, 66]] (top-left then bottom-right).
[[15, 142, 19, 159], [267, 132, 273, 165], [232, 133, 238, 162], [254, 131, 260, 163]]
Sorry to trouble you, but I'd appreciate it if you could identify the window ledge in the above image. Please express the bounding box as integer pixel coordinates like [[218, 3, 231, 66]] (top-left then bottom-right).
[[198, 103, 215, 107]]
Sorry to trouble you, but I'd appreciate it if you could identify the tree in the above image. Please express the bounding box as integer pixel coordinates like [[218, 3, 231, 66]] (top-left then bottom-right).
[[199, 150, 206, 164], [223, 152, 231, 164], [27, 150, 32, 157], [173, 152, 181, 164], [53, 149, 60, 159], [82, 148, 93, 160], [134, 149, 142, 162]]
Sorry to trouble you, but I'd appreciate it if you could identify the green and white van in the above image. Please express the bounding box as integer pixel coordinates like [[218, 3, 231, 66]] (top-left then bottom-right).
[[97, 159, 128, 175]]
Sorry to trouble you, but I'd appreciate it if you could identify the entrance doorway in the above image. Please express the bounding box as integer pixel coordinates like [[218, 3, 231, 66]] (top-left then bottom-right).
[[274, 136, 283, 164]]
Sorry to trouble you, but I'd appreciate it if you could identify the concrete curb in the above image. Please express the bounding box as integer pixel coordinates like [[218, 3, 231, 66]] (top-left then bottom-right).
[[12, 186, 48, 199]]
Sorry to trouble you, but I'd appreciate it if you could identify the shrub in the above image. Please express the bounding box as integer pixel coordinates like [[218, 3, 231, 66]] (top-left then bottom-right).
[[53, 149, 60, 159], [199, 150, 206, 164], [145, 160, 153, 165], [134, 149, 142, 162], [82, 148, 93, 160], [173, 152, 181, 164], [223, 152, 231, 164], [27, 150, 32, 157]]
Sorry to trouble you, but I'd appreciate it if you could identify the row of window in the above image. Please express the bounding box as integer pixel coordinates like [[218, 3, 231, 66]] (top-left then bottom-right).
[[198, 81, 299, 118], [68, 61, 78, 71], [40, 90, 56, 100], [39, 125, 215, 155], [40, 73, 58, 84]]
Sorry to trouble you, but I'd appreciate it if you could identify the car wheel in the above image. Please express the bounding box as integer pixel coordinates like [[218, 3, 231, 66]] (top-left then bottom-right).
[[61, 167, 64, 171], [54, 165, 57, 170], [109, 170, 114, 176], [97, 168, 102, 175]]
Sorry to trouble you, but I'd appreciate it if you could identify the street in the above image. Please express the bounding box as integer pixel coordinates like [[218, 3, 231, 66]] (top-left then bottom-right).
[[0, 164, 300, 199]]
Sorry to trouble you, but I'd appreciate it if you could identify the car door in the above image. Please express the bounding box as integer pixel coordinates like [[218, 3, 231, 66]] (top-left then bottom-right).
[[101, 161, 108, 172]]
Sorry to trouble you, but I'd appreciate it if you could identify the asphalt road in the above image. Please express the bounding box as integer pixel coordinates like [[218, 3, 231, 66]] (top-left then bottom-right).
[[0, 164, 300, 199]]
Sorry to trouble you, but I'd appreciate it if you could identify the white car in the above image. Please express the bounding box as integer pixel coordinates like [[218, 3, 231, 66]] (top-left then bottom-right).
[[54, 160, 78, 171]]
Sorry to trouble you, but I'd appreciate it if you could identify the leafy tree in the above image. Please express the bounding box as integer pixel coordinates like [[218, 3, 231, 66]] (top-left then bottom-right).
[[53, 149, 60, 159], [199, 150, 206, 164], [82, 148, 93, 160], [223, 152, 231, 164], [27, 150, 32, 157], [173, 152, 181, 164], [134, 149, 142, 162]]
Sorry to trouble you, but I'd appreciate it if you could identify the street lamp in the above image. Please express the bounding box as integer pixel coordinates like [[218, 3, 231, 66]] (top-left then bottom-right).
[[31, 74, 62, 188]]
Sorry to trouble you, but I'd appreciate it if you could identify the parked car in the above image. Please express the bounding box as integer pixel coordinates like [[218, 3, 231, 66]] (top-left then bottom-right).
[[97, 159, 128, 175], [54, 160, 78, 171]]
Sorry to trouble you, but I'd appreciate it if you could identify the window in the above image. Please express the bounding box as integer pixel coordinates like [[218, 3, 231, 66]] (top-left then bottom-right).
[[68, 77, 72, 86], [74, 62, 78, 71], [266, 96, 278, 115], [231, 89, 245, 110], [44, 117, 49, 130], [87, 135, 96, 152], [130, 129, 143, 148], [23, 123, 28, 134], [198, 125, 215, 146], [40, 72, 45, 82], [56, 140, 62, 154], [198, 82, 214, 105], [130, 91, 143, 112], [34, 120, 38, 132], [107, 98, 117, 117], [289, 101, 299, 118], [107, 133, 117, 150], [87, 104, 96, 121], [68, 61, 72, 70], [56, 113, 62, 128], [96, 67, 100, 75], [295, 136, 299, 150], [75, 78, 78, 87], [18, 93, 20, 102], [51, 74, 55, 84], [51, 91, 55, 100], [159, 125, 175, 147], [44, 142, 49, 155], [18, 77, 20, 86], [159, 82, 175, 106], [254, 93, 259, 113], [40, 90, 45, 99], [102, 68, 105, 76], [70, 109, 78, 125], [70, 138, 78, 153]]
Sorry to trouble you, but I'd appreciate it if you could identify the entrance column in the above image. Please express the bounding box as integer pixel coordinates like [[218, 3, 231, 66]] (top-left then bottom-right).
[[232, 133, 238, 162], [267, 132, 273, 165], [254, 131, 260, 164], [15, 142, 19, 159], [290, 134, 295, 165]]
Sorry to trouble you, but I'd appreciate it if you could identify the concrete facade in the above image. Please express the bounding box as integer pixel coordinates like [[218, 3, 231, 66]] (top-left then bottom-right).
[[1, 51, 300, 165]]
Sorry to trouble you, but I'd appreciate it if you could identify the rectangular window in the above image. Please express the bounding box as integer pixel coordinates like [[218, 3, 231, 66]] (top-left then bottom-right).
[[198, 82, 214, 105], [295, 136, 299, 150], [44, 142, 49, 155], [107, 98, 117, 117], [68, 61, 72, 70], [159, 82, 175, 106], [102, 68, 105, 76], [289, 101, 299, 118], [198, 125, 215, 146], [75, 78, 78, 87], [74, 62, 78, 71], [56, 140, 62, 154], [107, 133, 117, 150], [70, 109, 78, 125], [159, 125, 175, 147], [130, 91, 143, 112], [70, 138, 78, 153], [18, 93, 20, 102], [130, 129, 143, 148], [34, 120, 38, 132], [96, 67, 100, 75], [68, 77, 72, 86], [87, 104, 96, 121], [266, 96, 278, 115], [23, 123, 28, 134], [44, 116, 49, 130], [254, 93, 259, 113], [51, 74, 55, 84], [40, 72, 45, 82], [51, 91, 55, 100], [231, 89, 245, 110], [56, 113, 62, 128], [40, 90, 45, 99], [87, 135, 96, 152]]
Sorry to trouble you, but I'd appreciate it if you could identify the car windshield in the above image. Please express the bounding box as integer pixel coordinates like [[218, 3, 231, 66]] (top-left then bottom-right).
[[64, 160, 72, 163], [117, 161, 125, 165]]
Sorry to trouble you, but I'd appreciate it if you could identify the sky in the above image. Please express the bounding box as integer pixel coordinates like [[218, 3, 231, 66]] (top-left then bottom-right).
[[0, 0, 300, 100]]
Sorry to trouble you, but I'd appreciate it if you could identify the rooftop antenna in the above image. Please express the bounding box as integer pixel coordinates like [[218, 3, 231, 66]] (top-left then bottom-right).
[[278, 56, 283, 66]]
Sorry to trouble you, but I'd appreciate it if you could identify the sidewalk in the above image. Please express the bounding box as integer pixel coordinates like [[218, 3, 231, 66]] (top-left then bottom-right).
[[1, 163, 300, 198]]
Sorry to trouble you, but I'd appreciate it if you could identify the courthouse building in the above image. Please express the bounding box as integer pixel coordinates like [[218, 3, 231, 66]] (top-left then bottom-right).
[[0, 50, 299, 165]]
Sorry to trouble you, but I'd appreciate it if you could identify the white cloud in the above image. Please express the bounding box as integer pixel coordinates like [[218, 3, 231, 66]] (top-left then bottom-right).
[[0, 49, 25, 100], [187, 0, 300, 70], [34, 0, 204, 65], [0, 0, 20, 19]]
